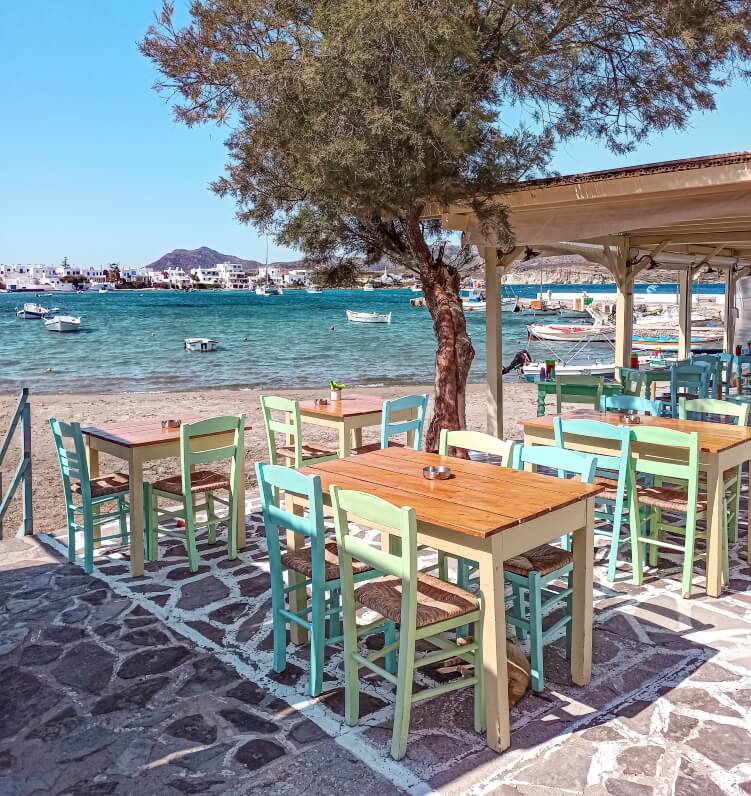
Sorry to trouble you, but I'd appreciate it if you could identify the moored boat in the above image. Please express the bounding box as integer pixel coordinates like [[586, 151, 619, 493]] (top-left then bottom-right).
[[305, 286, 322, 294], [631, 328, 723, 352], [346, 310, 392, 324], [255, 284, 283, 296], [44, 315, 81, 332], [521, 360, 616, 380], [528, 321, 615, 343], [184, 337, 218, 352], [16, 302, 49, 319]]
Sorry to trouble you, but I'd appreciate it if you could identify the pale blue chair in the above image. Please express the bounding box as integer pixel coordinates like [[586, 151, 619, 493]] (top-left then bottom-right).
[[600, 394, 665, 416], [50, 418, 129, 574], [354, 393, 429, 453]]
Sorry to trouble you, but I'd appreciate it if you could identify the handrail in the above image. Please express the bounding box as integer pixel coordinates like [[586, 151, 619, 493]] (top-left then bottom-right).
[[0, 388, 33, 536]]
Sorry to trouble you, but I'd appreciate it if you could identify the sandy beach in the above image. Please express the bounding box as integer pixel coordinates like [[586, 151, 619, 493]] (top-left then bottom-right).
[[0, 381, 538, 537]]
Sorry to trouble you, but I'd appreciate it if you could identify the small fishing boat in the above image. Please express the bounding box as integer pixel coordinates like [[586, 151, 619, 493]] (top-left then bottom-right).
[[255, 284, 283, 296], [305, 286, 322, 294], [98, 284, 114, 294], [410, 285, 423, 293], [528, 321, 615, 343], [346, 310, 392, 324], [521, 360, 616, 380], [184, 337, 218, 352], [16, 302, 49, 319], [44, 314, 81, 332], [631, 328, 723, 352], [363, 283, 375, 292]]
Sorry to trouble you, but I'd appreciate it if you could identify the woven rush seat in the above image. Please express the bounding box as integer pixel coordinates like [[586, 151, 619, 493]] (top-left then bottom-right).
[[72, 472, 129, 498], [275, 443, 337, 460], [354, 572, 478, 629], [503, 544, 573, 577], [572, 474, 623, 500], [351, 440, 405, 455], [635, 485, 706, 513], [153, 469, 230, 496], [281, 540, 372, 581]]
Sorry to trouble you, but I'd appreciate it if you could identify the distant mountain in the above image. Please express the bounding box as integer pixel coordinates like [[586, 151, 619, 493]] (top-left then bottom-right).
[[144, 247, 305, 272]]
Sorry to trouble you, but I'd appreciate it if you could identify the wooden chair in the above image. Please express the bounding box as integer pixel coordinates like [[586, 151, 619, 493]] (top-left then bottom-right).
[[331, 486, 484, 760], [660, 364, 709, 417], [600, 394, 665, 416], [144, 415, 244, 571], [715, 352, 737, 399], [553, 418, 631, 582], [555, 375, 603, 413], [509, 445, 597, 691], [626, 425, 721, 597], [619, 368, 647, 397], [260, 395, 338, 467], [256, 463, 384, 697], [691, 354, 723, 398], [353, 393, 429, 454], [50, 418, 129, 574], [678, 397, 749, 543]]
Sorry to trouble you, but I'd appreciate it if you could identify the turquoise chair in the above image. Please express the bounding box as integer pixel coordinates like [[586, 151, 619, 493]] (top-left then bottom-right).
[[600, 394, 665, 416], [256, 463, 387, 697], [618, 368, 647, 397], [691, 354, 723, 398], [50, 418, 129, 574], [553, 418, 631, 582], [662, 364, 710, 418], [509, 445, 597, 691], [144, 415, 244, 571], [715, 352, 736, 399], [354, 393, 429, 453]]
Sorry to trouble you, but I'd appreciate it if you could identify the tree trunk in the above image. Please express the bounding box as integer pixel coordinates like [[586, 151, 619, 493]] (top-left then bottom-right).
[[405, 218, 475, 451]]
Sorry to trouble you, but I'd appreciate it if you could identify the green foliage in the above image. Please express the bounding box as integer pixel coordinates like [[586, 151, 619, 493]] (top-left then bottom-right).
[[329, 380, 345, 391]]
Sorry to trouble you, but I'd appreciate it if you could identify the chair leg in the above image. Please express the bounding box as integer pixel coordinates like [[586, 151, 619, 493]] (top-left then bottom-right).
[[271, 579, 287, 674], [184, 502, 200, 572], [391, 624, 416, 760], [565, 569, 573, 660], [681, 511, 698, 599], [384, 621, 397, 675], [455, 558, 473, 638], [730, 474, 741, 543], [528, 572, 545, 692], [630, 503, 644, 587], [82, 515, 94, 574], [206, 493, 217, 544], [473, 611, 485, 734], [226, 489, 238, 561], [648, 510, 661, 568], [511, 583, 527, 641], [66, 510, 77, 564], [118, 497, 128, 544], [309, 583, 325, 697], [341, 584, 361, 729]]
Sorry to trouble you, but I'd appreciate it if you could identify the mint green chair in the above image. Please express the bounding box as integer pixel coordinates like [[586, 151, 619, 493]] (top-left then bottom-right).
[[618, 368, 647, 397], [678, 397, 749, 543], [256, 462, 386, 697], [555, 375, 603, 413], [626, 425, 718, 597], [50, 418, 130, 574], [260, 395, 338, 466], [510, 444, 597, 691], [331, 486, 483, 760], [144, 415, 244, 571], [553, 418, 631, 582]]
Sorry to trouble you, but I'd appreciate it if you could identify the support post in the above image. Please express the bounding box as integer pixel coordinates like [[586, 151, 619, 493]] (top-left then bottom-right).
[[614, 265, 634, 376], [483, 246, 503, 437], [21, 393, 32, 536], [724, 268, 737, 353], [678, 269, 692, 360]]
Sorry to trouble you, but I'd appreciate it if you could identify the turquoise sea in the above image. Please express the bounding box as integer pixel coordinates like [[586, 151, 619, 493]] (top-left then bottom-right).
[[0, 284, 724, 394]]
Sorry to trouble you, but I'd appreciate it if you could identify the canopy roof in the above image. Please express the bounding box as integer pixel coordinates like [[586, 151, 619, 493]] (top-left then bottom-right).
[[439, 151, 751, 269]]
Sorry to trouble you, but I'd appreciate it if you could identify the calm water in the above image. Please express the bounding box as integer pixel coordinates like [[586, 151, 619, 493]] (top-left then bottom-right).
[[0, 284, 723, 394]]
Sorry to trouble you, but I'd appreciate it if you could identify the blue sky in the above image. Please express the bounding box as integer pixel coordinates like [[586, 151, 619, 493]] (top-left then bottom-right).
[[0, 2, 748, 268]]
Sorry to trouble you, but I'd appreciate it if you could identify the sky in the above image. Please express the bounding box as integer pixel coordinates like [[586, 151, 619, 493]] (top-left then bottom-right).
[[1, 2, 749, 269]]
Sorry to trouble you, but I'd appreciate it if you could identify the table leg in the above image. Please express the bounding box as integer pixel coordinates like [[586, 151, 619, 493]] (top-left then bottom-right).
[[705, 459, 724, 598], [338, 421, 352, 458], [284, 494, 308, 644], [570, 501, 594, 685], [128, 450, 145, 577], [86, 445, 101, 545], [476, 534, 510, 753], [236, 449, 246, 551], [352, 425, 363, 450]]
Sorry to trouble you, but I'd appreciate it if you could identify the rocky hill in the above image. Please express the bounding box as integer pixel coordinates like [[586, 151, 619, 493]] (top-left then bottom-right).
[[145, 247, 305, 272]]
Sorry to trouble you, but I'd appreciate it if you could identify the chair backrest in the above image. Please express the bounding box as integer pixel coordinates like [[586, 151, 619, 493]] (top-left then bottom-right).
[[669, 364, 709, 417], [256, 463, 327, 585], [381, 394, 429, 450], [714, 352, 736, 399], [49, 417, 91, 503], [553, 417, 630, 476], [555, 375, 603, 413], [691, 354, 722, 396], [438, 429, 516, 466], [678, 397, 749, 426], [512, 444, 597, 483], [331, 487, 417, 623], [618, 368, 646, 397], [179, 415, 245, 495], [260, 395, 302, 466], [600, 394, 664, 416]]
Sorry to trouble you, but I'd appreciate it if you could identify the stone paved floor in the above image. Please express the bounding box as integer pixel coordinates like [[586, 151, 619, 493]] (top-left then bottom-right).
[[5, 487, 751, 795]]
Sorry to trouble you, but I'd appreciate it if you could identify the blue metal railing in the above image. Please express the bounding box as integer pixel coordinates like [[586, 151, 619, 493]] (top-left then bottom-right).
[[0, 388, 33, 536]]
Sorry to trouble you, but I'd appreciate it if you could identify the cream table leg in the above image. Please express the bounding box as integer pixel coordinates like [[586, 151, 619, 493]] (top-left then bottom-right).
[[570, 500, 594, 685], [285, 494, 309, 645], [705, 458, 724, 598], [338, 421, 352, 458], [86, 445, 101, 545], [477, 534, 510, 752], [128, 450, 145, 577]]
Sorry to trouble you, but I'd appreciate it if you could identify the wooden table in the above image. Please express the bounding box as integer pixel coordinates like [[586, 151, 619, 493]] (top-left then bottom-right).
[[521, 411, 751, 597], [534, 380, 623, 416], [296, 392, 418, 456], [290, 447, 600, 753], [81, 418, 249, 576]]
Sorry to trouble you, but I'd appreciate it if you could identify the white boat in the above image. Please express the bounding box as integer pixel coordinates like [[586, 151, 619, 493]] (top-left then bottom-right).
[[184, 337, 218, 352], [346, 310, 392, 324], [631, 328, 723, 352], [363, 284, 375, 292], [16, 303, 49, 319], [410, 285, 422, 293], [460, 286, 486, 312], [44, 315, 81, 332], [528, 321, 615, 343], [98, 285, 114, 293], [255, 284, 283, 296], [305, 286, 322, 294], [522, 360, 616, 380]]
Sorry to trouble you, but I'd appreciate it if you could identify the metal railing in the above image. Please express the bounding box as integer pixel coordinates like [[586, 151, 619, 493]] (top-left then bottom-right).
[[0, 388, 33, 536]]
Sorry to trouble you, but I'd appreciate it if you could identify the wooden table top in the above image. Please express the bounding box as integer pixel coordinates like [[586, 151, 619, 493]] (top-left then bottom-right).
[[81, 417, 251, 448], [521, 411, 751, 454], [298, 447, 601, 538], [298, 392, 385, 419]]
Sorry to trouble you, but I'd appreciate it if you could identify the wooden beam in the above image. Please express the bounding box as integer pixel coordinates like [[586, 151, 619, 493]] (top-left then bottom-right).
[[724, 268, 737, 352], [483, 246, 503, 437], [631, 230, 751, 248]]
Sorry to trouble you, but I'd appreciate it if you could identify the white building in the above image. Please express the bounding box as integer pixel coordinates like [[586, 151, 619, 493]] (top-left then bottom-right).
[[284, 268, 308, 286], [215, 262, 251, 289], [255, 265, 284, 285]]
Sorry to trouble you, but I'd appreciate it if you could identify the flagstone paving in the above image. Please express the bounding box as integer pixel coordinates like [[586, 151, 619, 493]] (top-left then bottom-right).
[[3, 486, 751, 794]]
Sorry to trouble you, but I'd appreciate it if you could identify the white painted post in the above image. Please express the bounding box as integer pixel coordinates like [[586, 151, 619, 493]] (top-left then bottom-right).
[[678, 269, 692, 360], [724, 268, 737, 353], [483, 246, 502, 437], [614, 269, 634, 376]]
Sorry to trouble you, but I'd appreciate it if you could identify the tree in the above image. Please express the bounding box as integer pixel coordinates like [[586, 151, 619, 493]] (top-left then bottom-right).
[[142, 0, 750, 447], [106, 264, 121, 284]]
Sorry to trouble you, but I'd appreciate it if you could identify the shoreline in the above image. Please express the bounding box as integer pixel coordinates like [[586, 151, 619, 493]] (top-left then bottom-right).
[[0, 382, 538, 537]]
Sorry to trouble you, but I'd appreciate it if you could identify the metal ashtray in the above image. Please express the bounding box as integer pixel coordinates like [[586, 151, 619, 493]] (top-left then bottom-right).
[[423, 465, 452, 480], [620, 414, 641, 425], [161, 419, 182, 431]]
